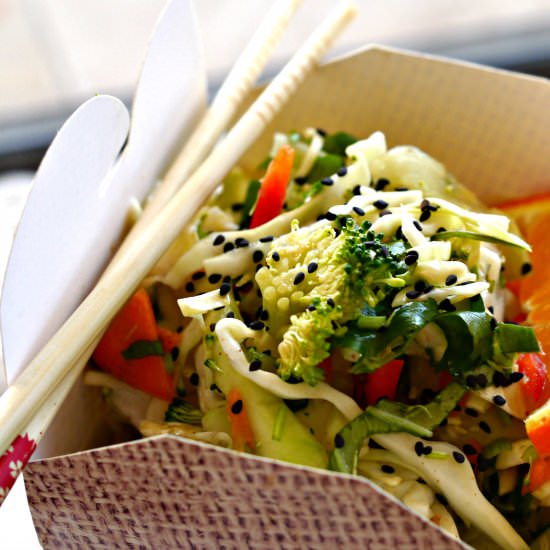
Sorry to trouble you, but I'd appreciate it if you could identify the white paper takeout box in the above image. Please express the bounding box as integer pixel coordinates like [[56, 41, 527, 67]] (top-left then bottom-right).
[[2, 6, 550, 548]]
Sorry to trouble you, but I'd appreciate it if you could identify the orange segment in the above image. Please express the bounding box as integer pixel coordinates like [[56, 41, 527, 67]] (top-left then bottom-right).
[[519, 212, 550, 304], [498, 191, 550, 236]]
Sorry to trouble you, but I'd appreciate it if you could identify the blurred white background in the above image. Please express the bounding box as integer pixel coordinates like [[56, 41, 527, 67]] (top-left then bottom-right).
[[1, 0, 550, 162]]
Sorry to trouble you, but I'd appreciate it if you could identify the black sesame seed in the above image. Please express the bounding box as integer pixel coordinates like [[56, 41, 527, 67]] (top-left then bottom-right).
[[405, 250, 419, 265], [419, 210, 431, 222], [479, 421, 492, 434], [337, 166, 348, 177], [381, 465, 395, 474], [226, 311, 235, 318], [395, 187, 409, 192], [307, 262, 318, 274], [493, 371, 507, 387], [436, 493, 449, 506], [334, 433, 345, 448], [463, 444, 477, 455], [379, 210, 392, 217], [325, 211, 337, 221], [272, 251, 280, 262], [352, 206, 366, 216], [249, 359, 262, 372], [406, 289, 422, 299], [213, 234, 225, 246], [493, 395, 506, 406], [259, 309, 269, 320], [476, 374, 488, 388], [445, 274, 458, 286], [413, 220, 423, 232], [223, 242, 235, 253], [209, 323, 216, 332], [488, 305, 494, 314], [420, 199, 430, 211], [439, 298, 456, 312], [190, 372, 199, 386], [185, 281, 195, 292], [176, 326, 184, 333], [422, 445, 433, 455], [316, 127, 327, 137], [295, 176, 308, 185], [306, 305, 316, 312], [414, 280, 426, 292], [170, 347, 180, 361], [423, 284, 434, 294], [510, 372, 524, 382], [417, 477, 427, 484], [375, 178, 390, 191], [252, 250, 264, 263], [208, 273, 222, 284], [465, 407, 479, 418], [453, 451, 465, 464], [352, 184, 362, 196], [437, 227, 447, 233], [466, 375, 477, 388], [327, 297, 335, 307], [231, 400, 243, 415], [259, 235, 274, 243], [294, 272, 305, 285], [373, 199, 389, 210], [414, 441, 424, 456], [235, 237, 249, 248], [219, 282, 231, 296], [192, 271, 206, 280], [321, 177, 334, 186], [521, 262, 532, 275], [249, 320, 265, 330]]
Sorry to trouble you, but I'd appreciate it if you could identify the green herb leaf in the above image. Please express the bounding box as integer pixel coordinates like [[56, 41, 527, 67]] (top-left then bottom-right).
[[165, 397, 203, 425], [240, 179, 261, 228], [435, 311, 493, 376], [307, 153, 344, 183], [336, 300, 439, 373], [328, 382, 465, 474], [122, 339, 164, 360], [323, 132, 357, 156], [494, 323, 540, 353]]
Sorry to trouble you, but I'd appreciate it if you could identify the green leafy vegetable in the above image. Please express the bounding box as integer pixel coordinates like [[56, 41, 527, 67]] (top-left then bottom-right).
[[322, 131, 357, 156], [335, 300, 439, 373], [494, 324, 540, 354], [328, 382, 465, 474], [122, 339, 164, 360], [239, 179, 261, 228], [435, 311, 493, 376]]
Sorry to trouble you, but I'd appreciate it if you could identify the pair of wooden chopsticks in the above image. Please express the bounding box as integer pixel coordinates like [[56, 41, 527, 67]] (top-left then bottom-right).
[[0, 0, 357, 503]]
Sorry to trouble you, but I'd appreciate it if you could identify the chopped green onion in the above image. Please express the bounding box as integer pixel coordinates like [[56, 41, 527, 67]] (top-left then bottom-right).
[[272, 404, 288, 442]]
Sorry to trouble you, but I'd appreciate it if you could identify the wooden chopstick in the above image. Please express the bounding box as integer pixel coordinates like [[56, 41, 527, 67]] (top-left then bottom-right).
[[0, 0, 357, 492], [141, 0, 304, 223]]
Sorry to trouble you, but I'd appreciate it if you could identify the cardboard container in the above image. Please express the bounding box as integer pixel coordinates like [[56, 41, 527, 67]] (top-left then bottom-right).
[[7, 45, 550, 549]]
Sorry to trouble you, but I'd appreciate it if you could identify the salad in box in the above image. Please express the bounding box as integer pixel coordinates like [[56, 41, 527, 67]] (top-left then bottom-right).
[[3, 8, 550, 550]]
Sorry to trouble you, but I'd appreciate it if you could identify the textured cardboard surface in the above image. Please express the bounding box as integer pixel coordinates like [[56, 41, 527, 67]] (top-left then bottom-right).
[[22, 45, 550, 548], [25, 436, 466, 549]]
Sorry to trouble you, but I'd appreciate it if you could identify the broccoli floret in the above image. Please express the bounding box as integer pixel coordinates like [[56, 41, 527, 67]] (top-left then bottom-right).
[[256, 217, 406, 385]]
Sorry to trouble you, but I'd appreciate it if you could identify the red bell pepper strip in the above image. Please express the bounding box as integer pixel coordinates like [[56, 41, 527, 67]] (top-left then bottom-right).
[[226, 388, 255, 452], [364, 359, 404, 406], [158, 326, 182, 355], [518, 353, 549, 412], [92, 288, 175, 401], [526, 401, 550, 457], [523, 456, 550, 494], [250, 144, 294, 228]]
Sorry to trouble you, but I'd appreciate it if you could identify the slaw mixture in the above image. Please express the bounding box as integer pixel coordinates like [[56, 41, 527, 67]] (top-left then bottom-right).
[[86, 129, 550, 549]]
